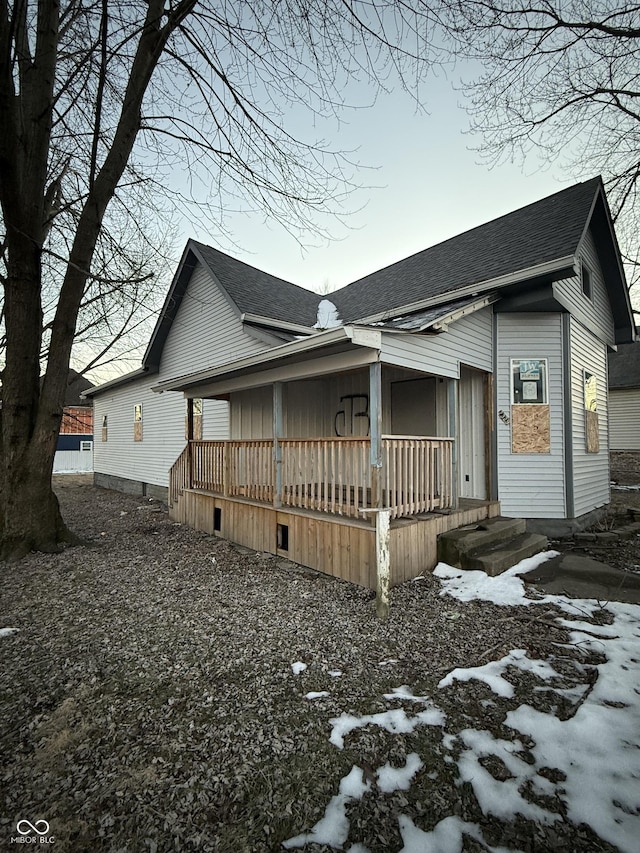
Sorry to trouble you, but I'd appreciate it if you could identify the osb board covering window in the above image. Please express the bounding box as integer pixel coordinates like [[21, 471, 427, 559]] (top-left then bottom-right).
[[586, 410, 600, 453], [511, 404, 550, 454], [134, 404, 143, 442], [584, 371, 599, 453]]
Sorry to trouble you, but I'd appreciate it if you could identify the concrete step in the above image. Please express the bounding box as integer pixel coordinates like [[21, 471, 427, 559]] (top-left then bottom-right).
[[462, 532, 549, 577], [438, 516, 526, 567]]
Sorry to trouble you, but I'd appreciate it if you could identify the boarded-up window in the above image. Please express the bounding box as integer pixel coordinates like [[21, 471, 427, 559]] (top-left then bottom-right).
[[510, 359, 550, 453], [134, 404, 143, 442], [584, 370, 599, 453], [101, 415, 108, 442], [185, 398, 203, 440]]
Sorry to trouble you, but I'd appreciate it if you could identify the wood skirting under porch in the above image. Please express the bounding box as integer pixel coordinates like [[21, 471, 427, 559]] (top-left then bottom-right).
[[169, 489, 500, 589]]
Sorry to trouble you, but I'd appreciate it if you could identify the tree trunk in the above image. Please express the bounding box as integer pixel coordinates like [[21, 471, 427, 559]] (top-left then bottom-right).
[[0, 450, 77, 562], [0, 235, 77, 560]]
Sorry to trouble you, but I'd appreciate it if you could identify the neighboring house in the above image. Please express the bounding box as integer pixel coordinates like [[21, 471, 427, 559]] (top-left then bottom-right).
[[609, 341, 640, 453], [53, 370, 95, 474], [87, 176, 635, 586]]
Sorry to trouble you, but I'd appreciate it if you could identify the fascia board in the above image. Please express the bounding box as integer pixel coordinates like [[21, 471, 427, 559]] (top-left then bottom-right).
[[241, 312, 315, 336], [83, 366, 156, 397], [352, 256, 576, 325], [184, 348, 378, 398], [151, 325, 359, 393], [431, 294, 499, 332]]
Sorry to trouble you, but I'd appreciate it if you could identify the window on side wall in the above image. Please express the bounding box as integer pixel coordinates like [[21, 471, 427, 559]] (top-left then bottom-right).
[[101, 415, 108, 442], [581, 262, 592, 300], [510, 359, 550, 454], [510, 359, 548, 405], [584, 370, 599, 453], [134, 404, 143, 442]]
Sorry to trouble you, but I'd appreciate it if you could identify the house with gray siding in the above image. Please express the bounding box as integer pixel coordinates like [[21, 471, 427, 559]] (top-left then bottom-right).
[[88, 176, 635, 586], [609, 341, 640, 454]]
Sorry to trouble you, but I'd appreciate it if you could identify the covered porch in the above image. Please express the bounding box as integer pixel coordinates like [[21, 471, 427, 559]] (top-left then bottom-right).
[[158, 323, 497, 590]]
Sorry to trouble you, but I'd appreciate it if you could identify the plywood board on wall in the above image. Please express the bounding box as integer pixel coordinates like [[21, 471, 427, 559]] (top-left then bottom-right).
[[511, 404, 550, 454], [585, 409, 600, 453]]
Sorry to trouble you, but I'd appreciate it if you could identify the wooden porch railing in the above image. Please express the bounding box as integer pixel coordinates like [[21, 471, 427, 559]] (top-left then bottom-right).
[[280, 438, 371, 518], [382, 436, 453, 517], [169, 436, 454, 519]]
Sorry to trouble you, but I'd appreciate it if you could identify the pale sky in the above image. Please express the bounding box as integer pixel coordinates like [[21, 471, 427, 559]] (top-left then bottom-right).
[[185, 70, 581, 295]]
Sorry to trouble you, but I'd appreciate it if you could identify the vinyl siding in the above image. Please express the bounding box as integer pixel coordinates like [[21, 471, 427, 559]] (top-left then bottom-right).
[[569, 318, 610, 516], [496, 313, 566, 518], [610, 388, 640, 450], [230, 366, 451, 440], [93, 377, 229, 487], [380, 307, 493, 378], [53, 448, 93, 473], [553, 227, 615, 346], [92, 258, 279, 487], [231, 371, 374, 439], [160, 263, 268, 377]]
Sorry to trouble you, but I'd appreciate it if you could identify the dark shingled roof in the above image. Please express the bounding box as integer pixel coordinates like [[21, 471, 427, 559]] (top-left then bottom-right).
[[136, 175, 630, 384], [193, 242, 320, 327], [609, 342, 640, 389], [330, 177, 602, 321]]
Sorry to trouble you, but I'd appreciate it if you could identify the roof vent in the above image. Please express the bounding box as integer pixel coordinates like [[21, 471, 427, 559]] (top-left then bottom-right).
[[314, 299, 341, 330]]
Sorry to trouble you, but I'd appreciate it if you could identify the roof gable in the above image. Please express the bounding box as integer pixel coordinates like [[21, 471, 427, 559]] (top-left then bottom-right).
[[143, 240, 319, 370]]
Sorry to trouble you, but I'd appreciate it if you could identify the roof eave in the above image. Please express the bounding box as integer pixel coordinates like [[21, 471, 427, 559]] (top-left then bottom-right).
[[151, 325, 376, 394], [351, 255, 576, 325], [83, 366, 156, 397], [241, 312, 315, 336]]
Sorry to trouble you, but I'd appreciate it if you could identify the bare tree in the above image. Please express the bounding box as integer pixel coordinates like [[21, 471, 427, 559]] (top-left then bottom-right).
[[0, 0, 443, 559], [443, 0, 640, 296]]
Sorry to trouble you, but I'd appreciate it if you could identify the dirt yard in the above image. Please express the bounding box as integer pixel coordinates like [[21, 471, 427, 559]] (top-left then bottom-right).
[[1, 479, 638, 852]]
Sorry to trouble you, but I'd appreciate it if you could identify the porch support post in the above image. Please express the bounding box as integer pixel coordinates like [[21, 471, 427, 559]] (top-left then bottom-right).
[[375, 509, 391, 620], [448, 378, 458, 508], [273, 382, 283, 507], [186, 397, 194, 489], [359, 506, 391, 620], [369, 361, 383, 509]]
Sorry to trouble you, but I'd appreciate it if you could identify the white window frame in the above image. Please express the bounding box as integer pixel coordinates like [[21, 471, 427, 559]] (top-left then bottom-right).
[[510, 358, 549, 405]]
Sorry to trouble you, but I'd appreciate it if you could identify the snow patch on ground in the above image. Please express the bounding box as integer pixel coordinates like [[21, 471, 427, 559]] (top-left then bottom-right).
[[438, 649, 560, 698], [376, 753, 423, 793], [329, 705, 446, 750], [398, 814, 512, 853], [0, 627, 19, 637], [291, 661, 307, 675], [282, 766, 370, 849], [304, 691, 330, 700], [286, 560, 640, 852], [434, 555, 602, 616]]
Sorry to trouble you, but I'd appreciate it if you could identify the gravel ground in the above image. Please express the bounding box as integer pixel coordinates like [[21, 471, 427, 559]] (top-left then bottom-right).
[[551, 454, 640, 573], [0, 479, 635, 852]]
